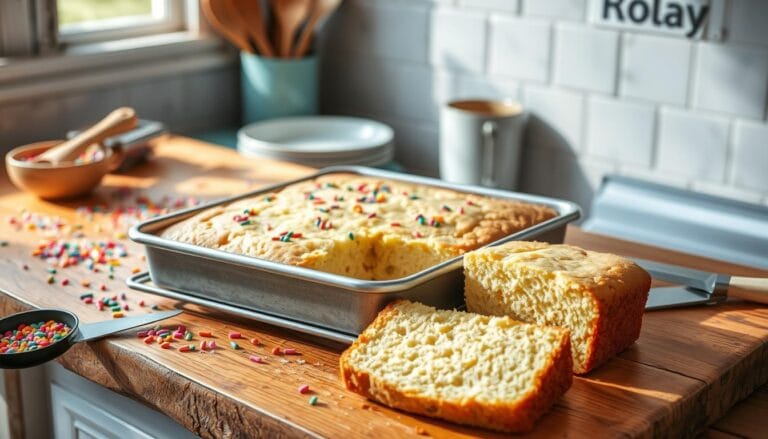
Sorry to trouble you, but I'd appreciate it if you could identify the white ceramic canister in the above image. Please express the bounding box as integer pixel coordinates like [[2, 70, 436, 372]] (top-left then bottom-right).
[[439, 100, 526, 190]]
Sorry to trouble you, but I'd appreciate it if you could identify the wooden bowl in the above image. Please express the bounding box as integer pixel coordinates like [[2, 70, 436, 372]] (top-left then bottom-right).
[[5, 140, 122, 200]]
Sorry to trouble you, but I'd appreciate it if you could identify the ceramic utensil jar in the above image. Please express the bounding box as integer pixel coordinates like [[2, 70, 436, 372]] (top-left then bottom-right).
[[439, 100, 526, 190]]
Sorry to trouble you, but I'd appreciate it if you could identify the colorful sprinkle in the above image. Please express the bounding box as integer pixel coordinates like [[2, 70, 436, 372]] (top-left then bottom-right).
[[46, 276, 55, 284], [272, 346, 282, 355], [249, 355, 264, 364], [198, 331, 213, 337], [61, 278, 70, 286], [228, 332, 241, 339], [0, 320, 71, 354], [250, 337, 261, 346], [161, 342, 171, 349], [230, 341, 240, 350], [284, 348, 299, 355], [298, 384, 310, 394], [348, 232, 355, 241], [112, 312, 124, 318], [308, 396, 318, 406], [79, 292, 93, 300]]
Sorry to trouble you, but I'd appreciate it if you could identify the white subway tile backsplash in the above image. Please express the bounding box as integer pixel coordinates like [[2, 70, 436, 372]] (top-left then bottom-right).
[[657, 108, 729, 182], [321, 0, 768, 206], [727, 0, 768, 46], [325, 1, 429, 63], [430, 8, 487, 73], [458, 0, 519, 12], [586, 97, 655, 166], [456, 74, 520, 100], [522, 0, 586, 21], [693, 43, 768, 119], [553, 24, 619, 94], [523, 85, 584, 153], [489, 16, 551, 82], [620, 34, 691, 105], [731, 120, 768, 192]]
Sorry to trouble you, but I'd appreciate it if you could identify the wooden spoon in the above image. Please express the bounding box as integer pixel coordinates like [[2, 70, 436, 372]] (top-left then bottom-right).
[[293, 0, 342, 57], [230, 0, 275, 57], [34, 107, 137, 165], [270, 0, 314, 57], [201, 0, 254, 53]]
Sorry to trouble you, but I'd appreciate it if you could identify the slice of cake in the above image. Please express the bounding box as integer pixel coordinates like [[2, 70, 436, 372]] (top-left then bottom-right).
[[339, 300, 573, 433], [464, 241, 651, 374]]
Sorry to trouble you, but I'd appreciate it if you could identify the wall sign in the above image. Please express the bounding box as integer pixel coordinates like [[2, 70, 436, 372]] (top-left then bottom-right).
[[589, 0, 726, 40]]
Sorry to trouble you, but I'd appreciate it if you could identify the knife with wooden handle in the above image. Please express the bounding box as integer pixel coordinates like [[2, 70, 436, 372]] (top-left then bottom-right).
[[634, 258, 768, 309]]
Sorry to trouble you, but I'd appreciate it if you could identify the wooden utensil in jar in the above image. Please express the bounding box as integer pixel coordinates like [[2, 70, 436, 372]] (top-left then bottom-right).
[[201, 0, 255, 53], [293, 0, 342, 57], [270, 0, 314, 57], [229, 0, 275, 57]]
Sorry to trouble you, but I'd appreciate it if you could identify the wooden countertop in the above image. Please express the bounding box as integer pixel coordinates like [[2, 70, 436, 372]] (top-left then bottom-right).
[[0, 136, 766, 438]]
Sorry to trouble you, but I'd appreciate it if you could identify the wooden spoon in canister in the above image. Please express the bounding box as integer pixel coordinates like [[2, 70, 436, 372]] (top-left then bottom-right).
[[230, 0, 275, 57], [270, 0, 314, 57], [293, 0, 342, 57], [33, 107, 137, 165], [201, 0, 254, 53]]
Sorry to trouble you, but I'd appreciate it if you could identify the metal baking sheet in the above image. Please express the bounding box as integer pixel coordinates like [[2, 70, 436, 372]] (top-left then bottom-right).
[[129, 166, 581, 335], [127, 272, 357, 344]]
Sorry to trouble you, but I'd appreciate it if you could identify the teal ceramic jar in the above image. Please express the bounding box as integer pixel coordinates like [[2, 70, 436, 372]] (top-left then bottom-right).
[[240, 52, 318, 124]]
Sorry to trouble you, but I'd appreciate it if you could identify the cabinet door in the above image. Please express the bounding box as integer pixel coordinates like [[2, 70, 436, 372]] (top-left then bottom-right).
[[52, 383, 160, 439]]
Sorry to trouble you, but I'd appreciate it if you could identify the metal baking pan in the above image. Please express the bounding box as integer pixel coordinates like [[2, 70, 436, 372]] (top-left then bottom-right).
[[129, 166, 581, 336], [127, 272, 357, 344]]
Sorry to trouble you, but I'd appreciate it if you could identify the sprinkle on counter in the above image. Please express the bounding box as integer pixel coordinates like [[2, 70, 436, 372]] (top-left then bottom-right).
[[0, 320, 71, 354]]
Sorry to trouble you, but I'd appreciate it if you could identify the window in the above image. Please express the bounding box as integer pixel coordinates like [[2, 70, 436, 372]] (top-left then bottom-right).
[[0, 0, 197, 57], [57, 0, 186, 45]]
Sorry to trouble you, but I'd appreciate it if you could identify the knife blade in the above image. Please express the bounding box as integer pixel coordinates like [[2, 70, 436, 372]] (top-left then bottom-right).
[[75, 310, 182, 342], [646, 286, 723, 310], [634, 258, 768, 308]]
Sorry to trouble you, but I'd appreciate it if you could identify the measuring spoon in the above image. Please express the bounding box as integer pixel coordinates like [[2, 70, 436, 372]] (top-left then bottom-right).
[[0, 309, 181, 369]]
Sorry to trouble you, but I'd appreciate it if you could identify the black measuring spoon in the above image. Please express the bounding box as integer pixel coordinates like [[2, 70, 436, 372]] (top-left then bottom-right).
[[0, 308, 181, 369]]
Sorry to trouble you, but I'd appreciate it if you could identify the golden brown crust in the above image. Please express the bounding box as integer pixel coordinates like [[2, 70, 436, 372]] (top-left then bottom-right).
[[339, 300, 573, 433], [162, 174, 557, 279], [577, 263, 650, 374]]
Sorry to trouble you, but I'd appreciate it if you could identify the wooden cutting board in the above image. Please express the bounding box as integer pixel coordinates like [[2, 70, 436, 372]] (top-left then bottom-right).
[[0, 135, 766, 438]]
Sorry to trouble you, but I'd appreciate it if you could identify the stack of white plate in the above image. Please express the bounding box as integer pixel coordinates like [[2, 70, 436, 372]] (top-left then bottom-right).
[[237, 116, 394, 167]]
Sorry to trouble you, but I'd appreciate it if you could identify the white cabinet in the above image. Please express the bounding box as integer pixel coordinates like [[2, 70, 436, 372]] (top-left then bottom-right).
[[48, 363, 198, 439], [1, 363, 197, 439]]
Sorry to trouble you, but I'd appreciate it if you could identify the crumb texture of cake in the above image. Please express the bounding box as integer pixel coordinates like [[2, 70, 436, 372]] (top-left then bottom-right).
[[464, 241, 651, 374], [161, 173, 557, 280], [339, 300, 573, 433]]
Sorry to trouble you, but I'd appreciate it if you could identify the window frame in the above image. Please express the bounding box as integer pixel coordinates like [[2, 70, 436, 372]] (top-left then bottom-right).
[[57, 0, 186, 46]]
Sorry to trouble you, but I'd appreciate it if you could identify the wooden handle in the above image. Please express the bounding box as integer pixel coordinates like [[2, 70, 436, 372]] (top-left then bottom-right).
[[293, 14, 319, 57], [35, 107, 137, 164], [729, 276, 768, 305], [201, 0, 254, 53]]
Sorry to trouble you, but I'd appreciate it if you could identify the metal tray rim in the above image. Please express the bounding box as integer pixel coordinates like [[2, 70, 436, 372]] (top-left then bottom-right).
[[129, 166, 581, 293], [127, 272, 357, 344]]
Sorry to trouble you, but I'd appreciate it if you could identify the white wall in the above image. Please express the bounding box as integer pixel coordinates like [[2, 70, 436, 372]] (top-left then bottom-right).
[[319, 0, 768, 213]]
